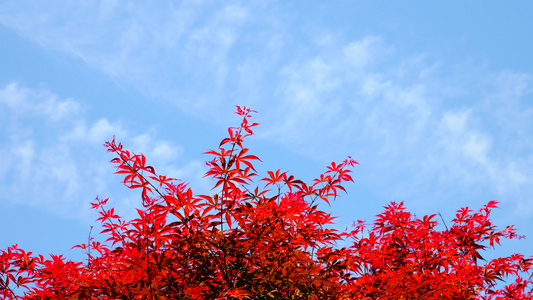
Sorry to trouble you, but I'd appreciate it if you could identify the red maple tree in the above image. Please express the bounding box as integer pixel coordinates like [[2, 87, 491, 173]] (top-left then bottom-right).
[[1, 106, 532, 299]]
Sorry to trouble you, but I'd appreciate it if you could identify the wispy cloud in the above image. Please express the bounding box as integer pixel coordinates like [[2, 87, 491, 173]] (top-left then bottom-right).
[[265, 36, 533, 215], [1, 1, 532, 219], [0, 83, 204, 220], [0, 1, 265, 115]]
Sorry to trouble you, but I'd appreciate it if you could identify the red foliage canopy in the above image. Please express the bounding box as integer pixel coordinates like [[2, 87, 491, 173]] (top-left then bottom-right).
[[1, 106, 532, 299]]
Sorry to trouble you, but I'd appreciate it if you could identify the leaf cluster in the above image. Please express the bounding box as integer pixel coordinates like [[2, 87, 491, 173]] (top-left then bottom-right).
[[1, 106, 532, 299]]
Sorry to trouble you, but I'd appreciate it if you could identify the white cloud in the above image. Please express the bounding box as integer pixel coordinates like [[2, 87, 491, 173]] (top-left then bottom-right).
[[0, 83, 202, 220], [130, 132, 184, 165], [0, 1, 255, 112], [11, 140, 35, 180], [151, 141, 182, 162], [437, 110, 495, 183], [259, 34, 533, 216], [442, 109, 469, 133], [343, 36, 383, 68], [463, 133, 491, 165], [0, 83, 82, 121], [1, 1, 532, 220], [0, 1, 286, 119]]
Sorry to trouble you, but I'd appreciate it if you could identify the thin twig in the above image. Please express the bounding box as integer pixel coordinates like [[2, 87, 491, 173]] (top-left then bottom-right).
[[438, 212, 449, 230], [87, 226, 93, 268]]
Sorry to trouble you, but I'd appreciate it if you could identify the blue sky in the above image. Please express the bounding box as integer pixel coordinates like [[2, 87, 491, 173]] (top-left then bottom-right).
[[1, 1, 532, 263]]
